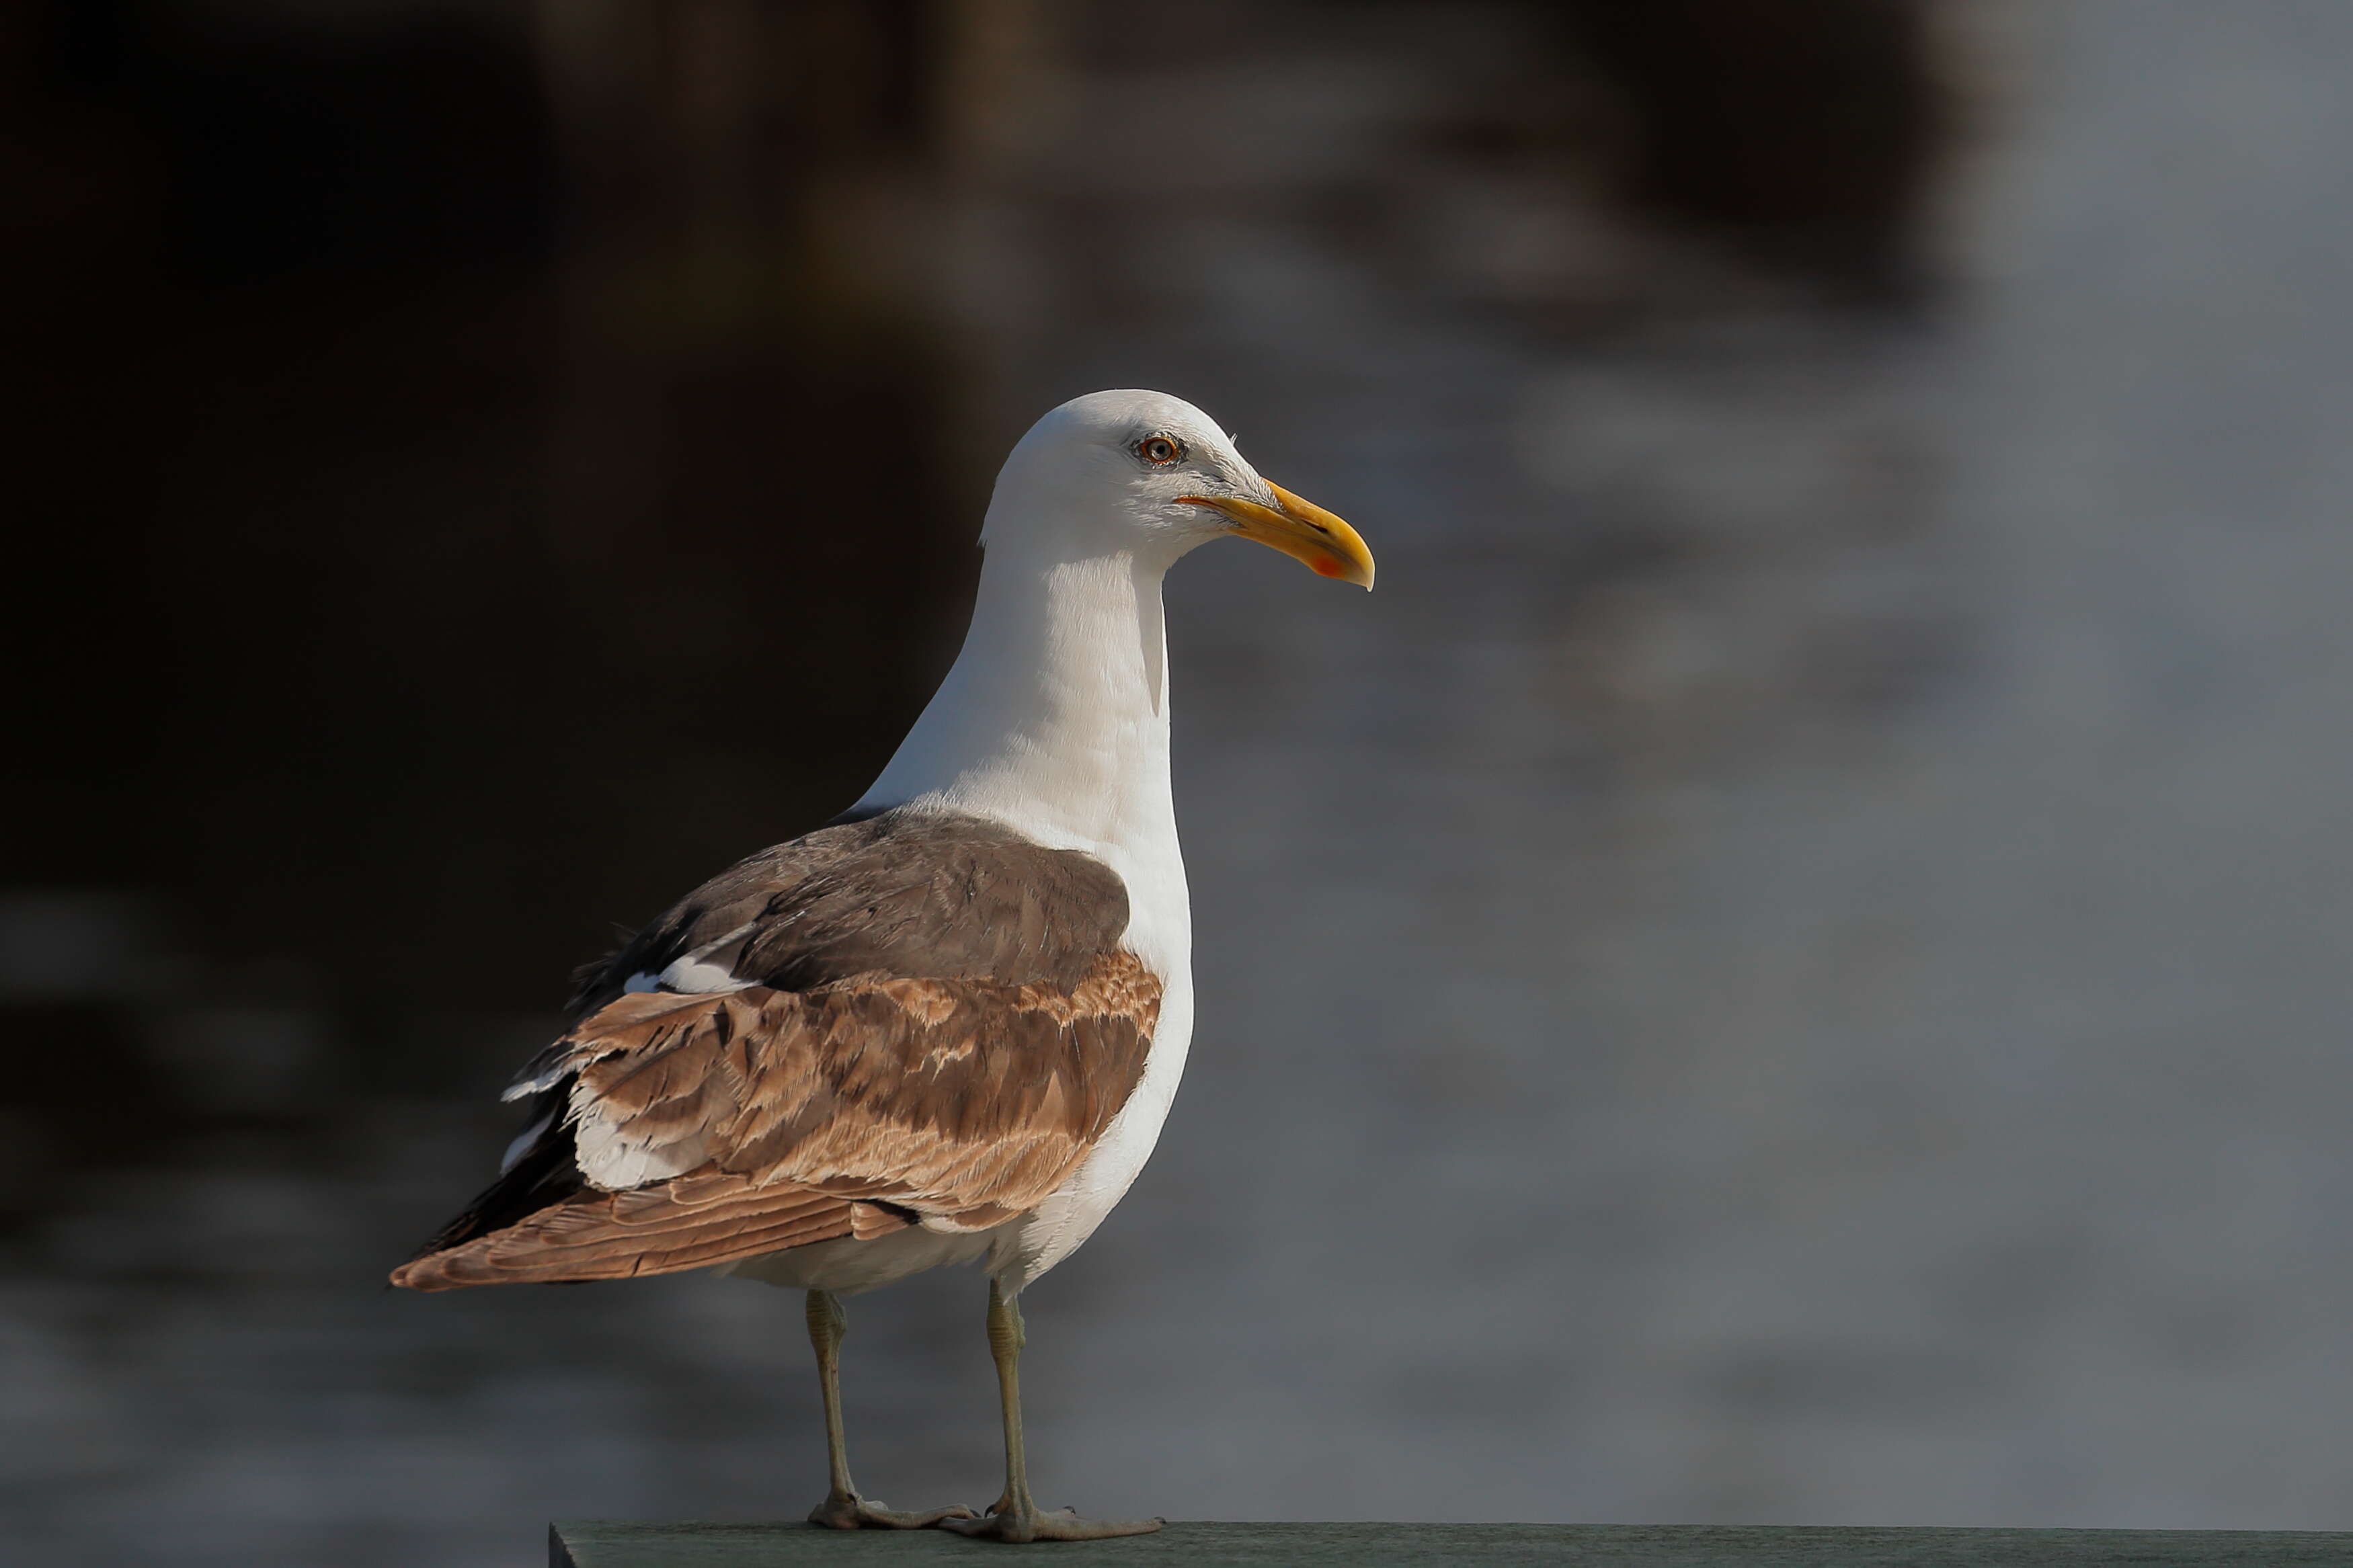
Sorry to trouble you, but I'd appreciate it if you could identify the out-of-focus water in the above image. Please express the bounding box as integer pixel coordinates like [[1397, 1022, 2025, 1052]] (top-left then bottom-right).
[[9, 4, 2353, 1563]]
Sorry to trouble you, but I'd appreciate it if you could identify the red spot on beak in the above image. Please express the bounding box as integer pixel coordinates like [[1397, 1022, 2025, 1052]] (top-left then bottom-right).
[[1312, 556, 1345, 578]]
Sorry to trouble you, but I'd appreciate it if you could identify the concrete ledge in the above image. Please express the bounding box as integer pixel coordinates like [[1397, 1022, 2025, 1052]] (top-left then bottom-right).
[[551, 1520, 2353, 1566]]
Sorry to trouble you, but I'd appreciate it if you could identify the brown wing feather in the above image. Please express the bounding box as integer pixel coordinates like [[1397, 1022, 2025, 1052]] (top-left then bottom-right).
[[391, 1175, 859, 1289], [391, 950, 1160, 1291]]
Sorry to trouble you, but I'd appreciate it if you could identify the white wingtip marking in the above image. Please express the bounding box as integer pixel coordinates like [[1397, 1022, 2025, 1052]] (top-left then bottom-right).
[[655, 956, 756, 994]]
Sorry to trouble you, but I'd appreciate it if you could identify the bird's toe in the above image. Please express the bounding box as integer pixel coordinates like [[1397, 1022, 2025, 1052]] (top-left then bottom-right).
[[941, 1505, 1164, 1542]]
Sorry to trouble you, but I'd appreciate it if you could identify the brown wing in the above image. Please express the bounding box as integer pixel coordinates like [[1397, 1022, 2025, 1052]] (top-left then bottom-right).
[[390, 948, 1160, 1291]]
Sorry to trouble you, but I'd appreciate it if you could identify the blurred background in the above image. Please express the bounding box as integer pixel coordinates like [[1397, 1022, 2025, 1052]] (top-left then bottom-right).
[[7, 1, 2353, 1562]]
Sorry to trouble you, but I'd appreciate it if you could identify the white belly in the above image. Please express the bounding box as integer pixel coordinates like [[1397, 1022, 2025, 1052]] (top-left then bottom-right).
[[719, 1221, 1005, 1296]]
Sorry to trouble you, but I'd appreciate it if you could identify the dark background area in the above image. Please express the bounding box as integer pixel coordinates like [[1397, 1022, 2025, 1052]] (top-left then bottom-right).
[[3, 0, 1938, 1030], [9, 4, 2353, 1565], [0, 0, 1942, 1250]]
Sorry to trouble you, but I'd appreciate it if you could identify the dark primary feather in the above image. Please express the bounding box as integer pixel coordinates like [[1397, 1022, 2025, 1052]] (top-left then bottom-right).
[[407, 1103, 577, 1261]]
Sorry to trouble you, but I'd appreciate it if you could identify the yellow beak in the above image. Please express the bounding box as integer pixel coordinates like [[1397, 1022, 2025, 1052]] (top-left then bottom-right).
[[1181, 481, 1375, 589]]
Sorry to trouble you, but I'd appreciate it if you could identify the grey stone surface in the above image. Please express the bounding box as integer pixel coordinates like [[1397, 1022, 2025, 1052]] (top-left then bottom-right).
[[551, 1522, 2353, 1568]]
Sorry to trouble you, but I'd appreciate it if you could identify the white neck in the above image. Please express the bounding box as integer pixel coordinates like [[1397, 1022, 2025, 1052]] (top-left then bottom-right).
[[855, 542, 1178, 865]]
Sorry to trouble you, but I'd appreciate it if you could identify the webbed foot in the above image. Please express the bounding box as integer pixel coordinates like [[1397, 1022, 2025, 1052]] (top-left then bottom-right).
[[807, 1488, 975, 1530], [939, 1503, 1164, 1542]]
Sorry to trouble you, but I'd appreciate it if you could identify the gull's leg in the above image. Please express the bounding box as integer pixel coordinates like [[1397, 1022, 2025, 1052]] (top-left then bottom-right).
[[803, 1289, 973, 1530], [941, 1278, 1163, 1542]]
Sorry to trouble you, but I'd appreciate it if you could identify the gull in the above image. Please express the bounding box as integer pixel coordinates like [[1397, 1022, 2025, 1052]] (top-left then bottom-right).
[[391, 390, 1374, 1541]]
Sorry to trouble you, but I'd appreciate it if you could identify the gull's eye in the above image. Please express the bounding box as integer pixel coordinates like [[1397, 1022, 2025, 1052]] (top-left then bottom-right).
[[1136, 435, 1185, 466]]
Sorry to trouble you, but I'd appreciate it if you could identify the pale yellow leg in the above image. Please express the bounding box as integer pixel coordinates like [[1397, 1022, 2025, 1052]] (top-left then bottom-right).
[[941, 1278, 1164, 1542], [803, 1289, 973, 1530]]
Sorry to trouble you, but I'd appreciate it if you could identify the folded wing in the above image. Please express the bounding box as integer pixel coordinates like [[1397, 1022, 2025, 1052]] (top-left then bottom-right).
[[391, 810, 1160, 1290]]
